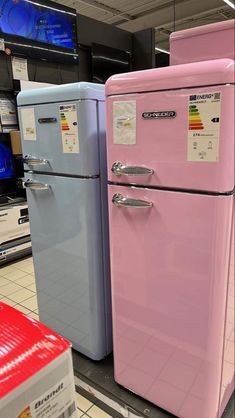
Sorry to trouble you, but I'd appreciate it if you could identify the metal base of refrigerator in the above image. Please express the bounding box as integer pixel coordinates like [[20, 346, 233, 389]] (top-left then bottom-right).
[[72, 351, 234, 418]]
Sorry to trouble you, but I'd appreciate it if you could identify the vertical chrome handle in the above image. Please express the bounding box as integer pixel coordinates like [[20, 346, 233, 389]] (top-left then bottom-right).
[[112, 162, 154, 176], [112, 193, 153, 208], [24, 180, 50, 190], [23, 156, 49, 166]]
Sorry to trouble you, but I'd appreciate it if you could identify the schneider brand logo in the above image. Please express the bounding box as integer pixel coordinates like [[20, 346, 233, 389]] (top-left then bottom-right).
[[142, 111, 176, 119], [35, 383, 64, 409]]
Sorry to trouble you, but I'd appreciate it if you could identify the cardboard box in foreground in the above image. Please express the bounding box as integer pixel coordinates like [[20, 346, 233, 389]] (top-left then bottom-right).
[[0, 302, 77, 418]]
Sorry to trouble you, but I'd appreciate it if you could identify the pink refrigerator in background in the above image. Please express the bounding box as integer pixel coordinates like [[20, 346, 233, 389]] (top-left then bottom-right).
[[105, 59, 234, 418], [170, 19, 235, 66]]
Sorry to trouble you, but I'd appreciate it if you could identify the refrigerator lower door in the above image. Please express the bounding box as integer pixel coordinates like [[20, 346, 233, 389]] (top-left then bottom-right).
[[108, 184, 233, 418], [25, 173, 111, 360]]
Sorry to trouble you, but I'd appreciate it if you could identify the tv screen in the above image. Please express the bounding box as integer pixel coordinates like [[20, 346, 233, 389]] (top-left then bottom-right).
[[92, 43, 130, 83], [0, 0, 78, 62], [0, 135, 14, 180]]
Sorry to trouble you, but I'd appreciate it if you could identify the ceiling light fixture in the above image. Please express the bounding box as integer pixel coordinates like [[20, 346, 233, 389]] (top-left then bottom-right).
[[155, 47, 170, 55], [223, 0, 235, 9]]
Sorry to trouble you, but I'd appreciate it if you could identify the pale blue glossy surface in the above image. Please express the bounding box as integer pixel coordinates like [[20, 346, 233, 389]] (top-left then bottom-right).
[[26, 173, 110, 360]]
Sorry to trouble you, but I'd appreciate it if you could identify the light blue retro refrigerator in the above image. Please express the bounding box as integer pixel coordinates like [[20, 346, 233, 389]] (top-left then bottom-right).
[[17, 82, 112, 360]]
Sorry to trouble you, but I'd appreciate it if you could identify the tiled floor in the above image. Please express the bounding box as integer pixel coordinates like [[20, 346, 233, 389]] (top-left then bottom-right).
[[0, 256, 113, 418], [0, 257, 39, 320]]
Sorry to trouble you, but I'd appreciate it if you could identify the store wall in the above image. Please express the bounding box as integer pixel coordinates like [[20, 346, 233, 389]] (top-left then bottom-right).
[[132, 28, 156, 71], [0, 55, 13, 91], [77, 14, 132, 51], [0, 53, 79, 92], [156, 52, 170, 68], [0, 13, 156, 90]]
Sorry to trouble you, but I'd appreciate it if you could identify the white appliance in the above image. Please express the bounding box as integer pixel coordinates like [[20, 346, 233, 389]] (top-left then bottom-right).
[[0, 202, 31, 263]]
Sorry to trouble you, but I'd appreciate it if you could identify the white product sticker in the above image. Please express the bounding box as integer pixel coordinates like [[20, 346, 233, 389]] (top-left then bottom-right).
[[0, 98, 17, 126], [60, 104, 79, 153], [17, 376, 77, 418], [12, 56, 29, 81], [187, 92, 221, 162], [113, 101, 136, 145], [21, 108, 36, 140], [0, 38, 5, 51]]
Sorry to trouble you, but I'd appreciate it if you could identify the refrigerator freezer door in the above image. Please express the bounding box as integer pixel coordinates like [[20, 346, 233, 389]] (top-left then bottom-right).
[[107, 84, 234, 192], [108, 184, 233, 418], [19, 100, 100, 177], [25, 173, 110, 360]]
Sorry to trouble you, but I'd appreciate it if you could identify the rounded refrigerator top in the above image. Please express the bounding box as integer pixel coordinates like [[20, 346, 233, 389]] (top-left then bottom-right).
[[170, 19, 235, 66], [170, 19, 235, 41], [17, 82, 105, 106], [105, 59, 235, 96]]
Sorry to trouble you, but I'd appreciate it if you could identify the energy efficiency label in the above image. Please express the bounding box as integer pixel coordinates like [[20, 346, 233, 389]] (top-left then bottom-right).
[[187, 92, 221, 162]]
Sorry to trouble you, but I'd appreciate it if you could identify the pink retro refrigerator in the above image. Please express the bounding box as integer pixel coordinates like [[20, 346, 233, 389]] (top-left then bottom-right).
[[105, 59, 234, 418], [170, 19, 235, 66]]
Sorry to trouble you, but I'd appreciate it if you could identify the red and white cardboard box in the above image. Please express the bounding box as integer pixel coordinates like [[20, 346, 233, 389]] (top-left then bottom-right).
[[0, 302, 77, 418]]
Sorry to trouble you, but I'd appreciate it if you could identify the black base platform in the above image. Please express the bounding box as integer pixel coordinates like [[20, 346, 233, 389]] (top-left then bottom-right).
[[72, 351, 235, 418]]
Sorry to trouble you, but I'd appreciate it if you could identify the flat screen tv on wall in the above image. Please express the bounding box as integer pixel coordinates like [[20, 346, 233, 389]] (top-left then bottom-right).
[[0, 0, 78, 63], [0, 134, 14, 181]]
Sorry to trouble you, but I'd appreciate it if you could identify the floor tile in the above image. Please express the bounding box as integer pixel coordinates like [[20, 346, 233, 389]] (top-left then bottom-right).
[[76, 408, 84, 418], [0, 277, 11, 287], [0, 297, 17, 307], [34, 308, 39, 313], [27, 283, 37, 292], [87, 405, 112, 418], [21, 295, 38, 311], [15, 275, 35, 287], [75, 393, 93, 412], [3, 270, 28, 281], [13, 260, 31, 269], [0, 265, 17, 275], [0, 282, 22, 296], [18, 265, 35, 274], [8, 288, 35, 303], [14, 304, 31, 314], [27, 312, 39, 320]]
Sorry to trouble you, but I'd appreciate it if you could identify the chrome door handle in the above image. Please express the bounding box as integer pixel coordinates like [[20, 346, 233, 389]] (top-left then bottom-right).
[[112, 193, 153, 208], [23, 156, 49, 166], [25, 180, 50, 190], [112, 162, 154, 176]]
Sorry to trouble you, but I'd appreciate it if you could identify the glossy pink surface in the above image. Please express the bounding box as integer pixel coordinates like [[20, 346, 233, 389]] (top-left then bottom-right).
[[106, 84, 234, 192], [220, 208, 234, 415], [108, 185, 234, 418], [105, 59, 234, 96], [170, 20, 235, 66]]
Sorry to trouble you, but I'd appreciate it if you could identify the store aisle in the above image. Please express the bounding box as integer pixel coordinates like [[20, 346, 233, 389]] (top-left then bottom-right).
[[0, 257, 113, 418]]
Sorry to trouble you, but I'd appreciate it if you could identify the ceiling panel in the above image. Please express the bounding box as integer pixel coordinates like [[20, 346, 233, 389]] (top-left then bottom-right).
[[55, 0, 234, 51]]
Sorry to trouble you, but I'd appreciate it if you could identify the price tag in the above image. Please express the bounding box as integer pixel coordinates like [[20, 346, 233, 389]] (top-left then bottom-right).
[[12, 57, 29, 81], [0, 38, 5, 51]]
